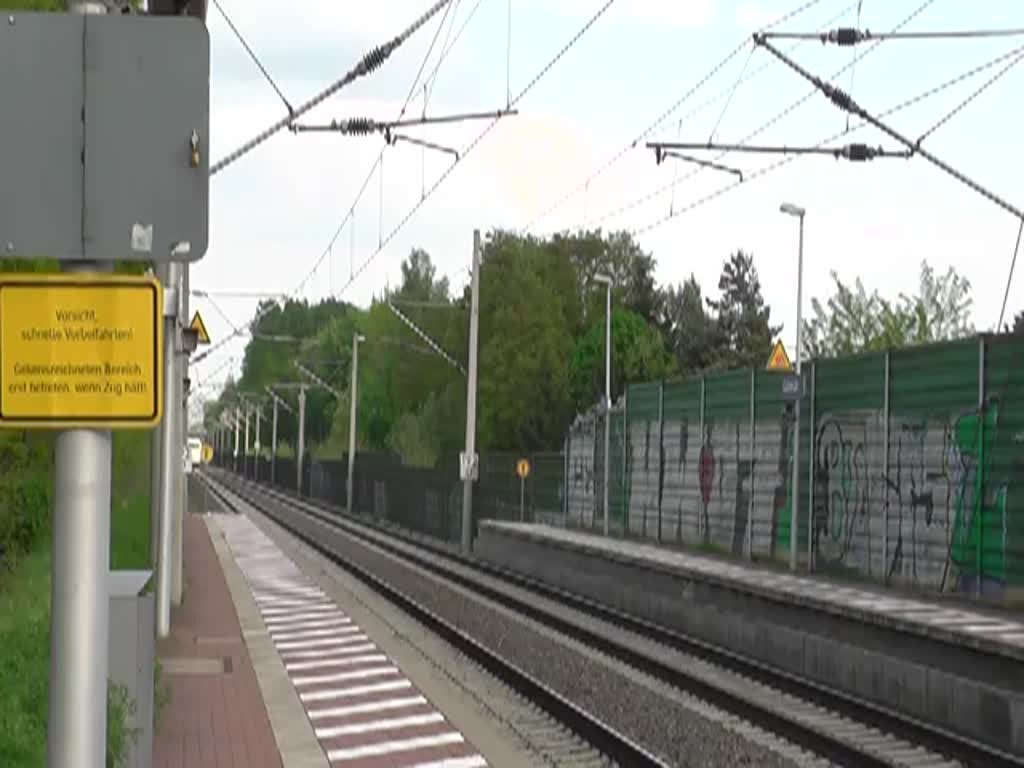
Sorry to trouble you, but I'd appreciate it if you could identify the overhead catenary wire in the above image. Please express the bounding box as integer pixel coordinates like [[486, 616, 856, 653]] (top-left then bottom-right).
[[425, 0, 482, 109], [708, 46, 755, 143], [210, 0, 293, 113], [209, 0, 453, 177], [192, 289, 288, 300], [195, 0, 613, 375], [657, 149, 744, 181], [194, 355, 236, 388], [582, 0, 938, 230], [522, 0, 843, 232], [763, 26, 1024, 44], [648, 141, 912, 161], [206, 0, 483, 348], [754, 35, 1024, 220], [389, 298, 466, 311], [291, 108, 519, 135], [198, 292, 244, 335], [387, 301, 467, 375], [844, 0, 864, 132], [398, 0, 458, 122], [915, 42, 1024, 145], [328, 0, 618, 298], [632, 40, 1024, 237]]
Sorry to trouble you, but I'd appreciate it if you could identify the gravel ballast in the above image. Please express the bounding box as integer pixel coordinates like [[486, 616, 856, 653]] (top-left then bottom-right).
[[252, 492, 818, 768]]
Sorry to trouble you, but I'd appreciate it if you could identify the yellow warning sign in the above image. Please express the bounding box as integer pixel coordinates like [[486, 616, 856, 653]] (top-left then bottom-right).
[[516, 458, 531, 479], [766, 340, 793, 373], [201, 443, 214, 464], [189, 311, 211, 345], [0, 274, 163, 429]]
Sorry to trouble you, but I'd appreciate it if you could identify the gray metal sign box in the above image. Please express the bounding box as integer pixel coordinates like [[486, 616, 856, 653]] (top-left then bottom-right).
[[0, 12, 210, 263], [781, 373, 805, 402]]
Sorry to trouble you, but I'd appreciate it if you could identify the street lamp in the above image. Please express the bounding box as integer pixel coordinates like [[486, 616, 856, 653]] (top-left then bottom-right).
[[347, 333, 366, 517], [779, 202, 805, 572], [593, 273, 614, 536]]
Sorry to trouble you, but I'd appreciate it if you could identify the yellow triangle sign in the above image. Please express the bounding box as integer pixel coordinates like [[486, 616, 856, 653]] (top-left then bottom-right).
[[189, 311, 211, 345], [766, 340, 792, 372]]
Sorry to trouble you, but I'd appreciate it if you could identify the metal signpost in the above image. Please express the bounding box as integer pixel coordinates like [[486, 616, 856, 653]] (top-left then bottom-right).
[[593, 273, 614, 536], [347, 335, 365, 516], [254, 402, 262, 480], [297, 386, 307, 494], [265, 385, 294, 485], [460, 230, 482, 553], [0, 7, 209, 766], [516, 458, 531, 522]]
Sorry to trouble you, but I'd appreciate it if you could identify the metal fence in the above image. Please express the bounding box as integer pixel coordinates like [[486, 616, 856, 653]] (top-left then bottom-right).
[[219, 447, 567, 546], [566, 334, 1024, 605]]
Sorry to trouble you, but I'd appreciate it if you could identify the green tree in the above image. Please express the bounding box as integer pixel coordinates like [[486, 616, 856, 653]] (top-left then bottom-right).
[[476, 231, 579, 450], [1011, 310, 1024, 335], [705, 250, 781, 369], [802, 260, 973, 358], [548, 229, 660, 327], [568, 309, 674, 412], [658, 275, 719, 374], [395, 248, 450, 302]]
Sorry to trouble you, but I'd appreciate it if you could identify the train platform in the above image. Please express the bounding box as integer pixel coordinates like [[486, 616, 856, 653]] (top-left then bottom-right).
[[475, 520, 1024, 756], [154, 512, 286, 768], [156, 488, 493, 767]]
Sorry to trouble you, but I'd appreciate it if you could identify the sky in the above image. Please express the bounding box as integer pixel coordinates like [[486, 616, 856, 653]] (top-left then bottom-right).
[[188, 0, 1024, 419]]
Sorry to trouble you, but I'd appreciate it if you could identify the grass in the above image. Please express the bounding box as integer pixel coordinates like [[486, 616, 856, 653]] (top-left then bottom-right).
[[0, 432, 154, 766], [111, 491, 151, 572], [0, 545, 51, 766]]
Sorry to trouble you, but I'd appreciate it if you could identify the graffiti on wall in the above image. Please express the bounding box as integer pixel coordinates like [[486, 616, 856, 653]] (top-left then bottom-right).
[[567, 398, 1009, 597], [810, 403, 1006, 595]]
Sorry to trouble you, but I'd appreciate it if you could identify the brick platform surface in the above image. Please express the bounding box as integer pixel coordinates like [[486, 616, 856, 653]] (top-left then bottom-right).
[[154, 512, 282, 768]]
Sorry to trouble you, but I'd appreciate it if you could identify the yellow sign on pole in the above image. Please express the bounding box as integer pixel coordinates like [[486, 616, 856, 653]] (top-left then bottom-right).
[[765, 340, 793, 373], [0, 274, 164, 429], [201, 443, 214, 464], [516, 458, 531, 479], [189, 311, 211, 345]]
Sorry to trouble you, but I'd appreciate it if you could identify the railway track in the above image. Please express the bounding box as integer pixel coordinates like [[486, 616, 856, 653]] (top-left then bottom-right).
[[206, 468, 1023, 768], [205, 471, 664, 767]]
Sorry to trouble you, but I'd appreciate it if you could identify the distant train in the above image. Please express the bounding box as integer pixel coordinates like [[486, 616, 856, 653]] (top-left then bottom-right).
[[187, 437, 203, 466]]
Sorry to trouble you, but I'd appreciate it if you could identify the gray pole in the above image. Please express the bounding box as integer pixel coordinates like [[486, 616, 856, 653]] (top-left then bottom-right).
[[297, 385, 307, 495], [171, 263, 185, 605], [156, 262, 182, 637], [461, 230, 481, 553], [177, 263, 189, 602], [789, 211, 805, 571], [150, 264, 167, 567], [271, 397, 278, 485], [48, 0, 114, 741], [233, 405, 240, 470], [243, 404, 250, 477], [254, 404, 262, 480], [603, 281, 611, 537], [347, 334, 362, 516]]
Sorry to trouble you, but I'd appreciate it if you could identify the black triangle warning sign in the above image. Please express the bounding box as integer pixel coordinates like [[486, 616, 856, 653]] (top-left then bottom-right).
[[189, 311, 211, 345], [766, 340, 792, 372]]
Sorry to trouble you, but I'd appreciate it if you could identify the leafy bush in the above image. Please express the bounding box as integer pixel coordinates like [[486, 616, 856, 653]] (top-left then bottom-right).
[[0, 435, 53, 571], [106, 681, 140, 768]]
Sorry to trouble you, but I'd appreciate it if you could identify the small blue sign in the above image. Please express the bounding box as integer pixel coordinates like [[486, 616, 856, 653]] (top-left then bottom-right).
[[782, 373, 803, 402]]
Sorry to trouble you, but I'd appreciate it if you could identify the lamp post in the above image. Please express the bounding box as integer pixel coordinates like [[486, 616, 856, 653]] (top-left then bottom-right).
[[594, 273, 613, 536], [347, 333, 366, 517], [780, 202, 805, 572]]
